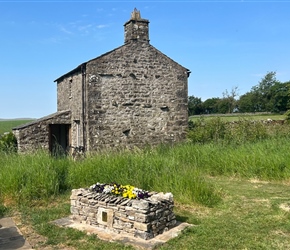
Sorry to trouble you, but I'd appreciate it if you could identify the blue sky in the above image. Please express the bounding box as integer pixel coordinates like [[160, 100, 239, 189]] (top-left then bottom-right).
[[1, 0, 290, 119]]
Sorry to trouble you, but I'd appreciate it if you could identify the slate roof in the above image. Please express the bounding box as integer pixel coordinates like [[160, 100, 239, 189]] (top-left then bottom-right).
[[12, 110, 71, 130]]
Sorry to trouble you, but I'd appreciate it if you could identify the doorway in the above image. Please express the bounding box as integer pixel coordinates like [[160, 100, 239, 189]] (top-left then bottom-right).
[[49, 124, 71, 156]]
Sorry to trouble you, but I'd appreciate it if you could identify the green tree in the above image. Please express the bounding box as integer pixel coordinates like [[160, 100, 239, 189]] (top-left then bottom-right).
[[237, 71, 289, 113], [203, 98, 220, 114], [268, 81, 289, 112], [251, 71, 278, 112], [221, 86, 239, 113], [217, 98, 231, 114], [237, 92, 257, 113], [286, 81, 290, 110], [188, 96, 204, 115]]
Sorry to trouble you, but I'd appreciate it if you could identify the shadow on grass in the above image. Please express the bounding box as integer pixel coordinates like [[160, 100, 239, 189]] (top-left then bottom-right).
[[175, 214, 188, 222]]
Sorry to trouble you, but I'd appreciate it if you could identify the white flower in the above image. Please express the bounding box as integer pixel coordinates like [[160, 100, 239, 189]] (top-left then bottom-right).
[[103, 185, 114, 194]]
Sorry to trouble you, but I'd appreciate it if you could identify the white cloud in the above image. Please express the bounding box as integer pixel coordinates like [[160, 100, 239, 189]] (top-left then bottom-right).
[[59, 25, 73, 35], [96, 24, 107, 29], [78, 24, 93, 31], [39, 36, 69, 45]]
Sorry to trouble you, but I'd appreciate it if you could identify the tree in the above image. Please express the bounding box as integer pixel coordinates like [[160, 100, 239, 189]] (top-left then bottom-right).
[[268, 81, 289, 112], [251, 71, 278, 112], [187, 71, 290, 115], [237, 92, 257, 113], [237, 71, 288, 113], [252, 71, 277, 95], [188, 96, 204, 116], [221, 86, 239, 113], [203, 98, 220, 114], [217, 98, 231, 114]]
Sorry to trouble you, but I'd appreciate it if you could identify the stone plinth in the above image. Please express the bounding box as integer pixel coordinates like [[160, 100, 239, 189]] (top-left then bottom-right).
[[70, 188, 176, 240]]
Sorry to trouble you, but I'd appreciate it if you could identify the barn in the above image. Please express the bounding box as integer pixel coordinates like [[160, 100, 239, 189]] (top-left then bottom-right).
[[13, 9, 190, 154]]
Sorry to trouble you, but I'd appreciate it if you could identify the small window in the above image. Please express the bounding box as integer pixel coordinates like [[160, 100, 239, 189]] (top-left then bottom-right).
[[102, 211, 108, 222], [69, 78, 72, 98]]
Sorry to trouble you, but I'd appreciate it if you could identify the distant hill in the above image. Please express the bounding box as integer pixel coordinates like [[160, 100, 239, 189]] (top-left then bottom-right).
[[0, 118, 36, 121], [0, 119, 36, 134]]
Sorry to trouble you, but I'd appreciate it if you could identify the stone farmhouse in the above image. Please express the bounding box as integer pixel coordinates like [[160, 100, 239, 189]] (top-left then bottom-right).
[[13, 9, 190, 154]]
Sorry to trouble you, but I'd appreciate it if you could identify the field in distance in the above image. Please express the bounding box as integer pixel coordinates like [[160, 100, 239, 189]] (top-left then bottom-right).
[[0, 119, 35, 134], [190, 113, 285, 122], [0, 113, 286, 134]]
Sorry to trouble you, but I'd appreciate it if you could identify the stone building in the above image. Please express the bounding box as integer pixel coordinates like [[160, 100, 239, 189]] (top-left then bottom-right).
[[13, 9, 190, 154]]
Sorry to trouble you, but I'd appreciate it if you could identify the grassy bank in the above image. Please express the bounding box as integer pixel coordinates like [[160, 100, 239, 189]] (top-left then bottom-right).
[[189, 113, 285, 122], [1, 116, 290, 249]]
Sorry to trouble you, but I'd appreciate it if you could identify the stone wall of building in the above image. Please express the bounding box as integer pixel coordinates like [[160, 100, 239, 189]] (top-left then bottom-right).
[[57, 78, 71, 112], [85, 42, 188, 151], [57, 71, 84, 147], [70, 188, 176, 240], [57, 71, 83, 119], [13, 111, 71, 152]]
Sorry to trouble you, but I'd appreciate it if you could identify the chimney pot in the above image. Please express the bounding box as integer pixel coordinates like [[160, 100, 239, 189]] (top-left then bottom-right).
[[124, 9, 150, 44]]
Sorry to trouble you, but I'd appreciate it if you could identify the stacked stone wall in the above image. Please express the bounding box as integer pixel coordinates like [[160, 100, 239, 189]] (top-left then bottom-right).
[[13, 111, 71, 152], [57, 72, 85, 148], [86, 42, 188, 150], [57, 72, 83, 118], [70, 188, 176, 240]]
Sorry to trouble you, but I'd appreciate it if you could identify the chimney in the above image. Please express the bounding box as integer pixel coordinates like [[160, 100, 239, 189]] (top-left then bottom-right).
[[124, 8, 149, 44]]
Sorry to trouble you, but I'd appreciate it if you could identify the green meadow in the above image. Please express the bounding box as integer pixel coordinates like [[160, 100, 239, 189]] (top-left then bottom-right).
[[1, 116, 290, 249], [0, 119, 34, 134], [189, 113, 285, 122]]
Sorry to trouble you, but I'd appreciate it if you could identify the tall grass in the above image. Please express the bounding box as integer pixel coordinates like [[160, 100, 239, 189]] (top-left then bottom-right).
[[188, 116, 289, 144], [182, 138, 290, 179], [1, 118, 290, 209], [0, 147, 220, 207], [67, 147, 221, 206], [0, 151, 70, 204]]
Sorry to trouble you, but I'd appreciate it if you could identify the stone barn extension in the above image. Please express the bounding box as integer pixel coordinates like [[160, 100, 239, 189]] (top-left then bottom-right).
[[13, 9, 190, 153]]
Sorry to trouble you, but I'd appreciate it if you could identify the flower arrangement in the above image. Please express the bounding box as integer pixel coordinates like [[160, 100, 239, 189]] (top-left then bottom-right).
[[89, 182, 151, 199]]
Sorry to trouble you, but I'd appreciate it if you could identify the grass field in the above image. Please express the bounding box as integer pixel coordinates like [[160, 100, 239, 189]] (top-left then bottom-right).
[[1, 115, 290, 249], [0, 119, 34, 134], [9, 176, 290, 250], [190, 113, 285, 122]]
